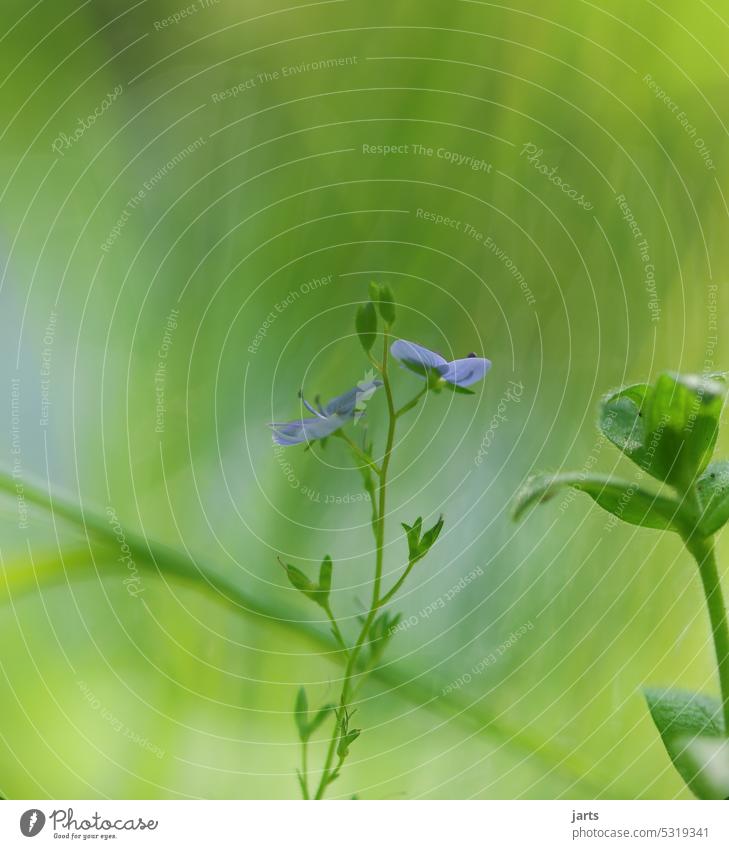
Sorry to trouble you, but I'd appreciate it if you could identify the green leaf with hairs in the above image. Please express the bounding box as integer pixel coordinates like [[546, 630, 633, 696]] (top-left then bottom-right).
[[644, 688, 726, 799], [512, 472, 688, 532]]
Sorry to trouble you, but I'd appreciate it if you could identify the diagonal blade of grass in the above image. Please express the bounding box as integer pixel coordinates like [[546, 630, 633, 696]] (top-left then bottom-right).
[[0, 469, 612, 796]]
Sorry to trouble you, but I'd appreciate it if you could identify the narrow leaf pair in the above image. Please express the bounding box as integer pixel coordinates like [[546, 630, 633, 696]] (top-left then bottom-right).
[[281, 555, 334, 610], [402, 515, 445, 562], [294, 687, 334, 743]]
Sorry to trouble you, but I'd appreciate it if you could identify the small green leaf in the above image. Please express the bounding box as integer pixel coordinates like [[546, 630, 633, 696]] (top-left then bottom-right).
[[402, 518, 423, 560], [512, 472, 687, 532], [696, 460, 729, 536], [355, 301, 377, 352], [419, 515, 444, 554], [284, 563, 316, 596], [281, 561, 323, 606], [644, 688, 726, 799], [337, 728, 361, 759], [294, 687, 309, 741], [318, 555, 333, 602], [375, 282, 396, 325]]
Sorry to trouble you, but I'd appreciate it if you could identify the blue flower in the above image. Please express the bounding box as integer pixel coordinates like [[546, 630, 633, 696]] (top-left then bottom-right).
[[390, 339, 491, 388], [269, 378, 382, 446]]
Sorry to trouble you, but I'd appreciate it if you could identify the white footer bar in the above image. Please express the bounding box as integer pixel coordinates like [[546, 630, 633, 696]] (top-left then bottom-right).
[[1, 800, 727, 848]]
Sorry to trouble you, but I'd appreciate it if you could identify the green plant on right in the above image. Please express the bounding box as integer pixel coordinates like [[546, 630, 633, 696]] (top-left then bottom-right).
[[514, 371, 729, 799]]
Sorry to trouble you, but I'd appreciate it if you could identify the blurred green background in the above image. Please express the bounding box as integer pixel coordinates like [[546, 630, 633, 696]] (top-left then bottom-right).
[[1, 0, 728, 799]]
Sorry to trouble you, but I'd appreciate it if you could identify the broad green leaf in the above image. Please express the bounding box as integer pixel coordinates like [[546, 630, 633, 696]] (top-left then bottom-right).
[[355, 301, 377, 351], [599, 374, 727, 490], [599, 383, 652, 468], [696, 460, 729, 536], [644, 688, 726, 798], [646, 373, 725, 489], [512, 473, 686, 531], [294, 687, 309, 741]]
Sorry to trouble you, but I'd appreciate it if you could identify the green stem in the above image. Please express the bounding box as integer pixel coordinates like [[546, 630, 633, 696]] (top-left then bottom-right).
[[685, 533, 729, 732], [314, 329, 398, 799], [323, 603, 349, 658], [300, 740, 310, 800], [396, 386, 428, 419], [335, 432, 381, 477], [373, 330, 397, 607], [380, 558, 418, 607]]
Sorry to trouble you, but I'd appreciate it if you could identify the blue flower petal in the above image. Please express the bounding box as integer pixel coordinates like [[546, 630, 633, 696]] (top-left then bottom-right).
[[438, 356, 492, 387], [270, 379, 383, 445], [324, 379, 383, 416], [391, 340, 447, 376], [269, 414, 345, 446]]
